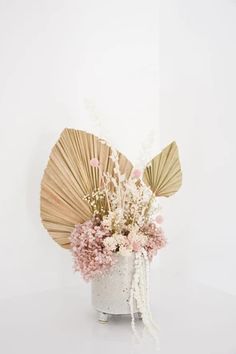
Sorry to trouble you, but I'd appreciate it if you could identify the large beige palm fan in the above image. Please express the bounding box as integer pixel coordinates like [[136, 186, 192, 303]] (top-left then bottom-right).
[[40, 128, 133, 249], [40, 129, 182, 249]]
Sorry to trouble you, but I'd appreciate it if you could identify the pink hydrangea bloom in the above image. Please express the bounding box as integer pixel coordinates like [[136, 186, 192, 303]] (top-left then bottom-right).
[[90, 158, 100, 168], [70, 220, 116, 281], [142, 223, 167, 260]]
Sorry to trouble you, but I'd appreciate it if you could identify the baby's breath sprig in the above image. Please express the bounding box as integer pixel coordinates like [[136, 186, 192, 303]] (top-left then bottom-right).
[[83, 189, 107, 217]]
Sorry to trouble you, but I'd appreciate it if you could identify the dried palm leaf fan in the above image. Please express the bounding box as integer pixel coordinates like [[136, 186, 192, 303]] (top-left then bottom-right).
[[143, 141, 182, 197], [40, 128, 133, 249], [40, 129, 182, 249]]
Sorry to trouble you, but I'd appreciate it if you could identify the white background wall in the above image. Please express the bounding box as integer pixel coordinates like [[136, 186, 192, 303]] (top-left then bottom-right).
[[0, 0, 159, 299], [159, 0, 236, 296], [0, 0, 235, 303]]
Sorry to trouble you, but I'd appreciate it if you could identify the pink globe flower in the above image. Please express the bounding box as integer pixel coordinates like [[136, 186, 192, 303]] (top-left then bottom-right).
[[132, 169, 142, 179], [90, 158, 100, 168], [155, 215, 164, 224]]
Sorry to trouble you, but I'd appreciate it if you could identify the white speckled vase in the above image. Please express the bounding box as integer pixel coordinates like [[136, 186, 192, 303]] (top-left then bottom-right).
[[91, 254, 139, 319]]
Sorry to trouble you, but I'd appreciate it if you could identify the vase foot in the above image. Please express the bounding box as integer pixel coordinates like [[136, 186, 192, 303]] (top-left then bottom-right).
[[136, 312, 142, 320], [97, 311, 109, 323]]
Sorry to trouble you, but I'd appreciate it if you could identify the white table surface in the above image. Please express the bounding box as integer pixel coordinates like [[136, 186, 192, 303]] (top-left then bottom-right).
[[0, 280, 235, 354]]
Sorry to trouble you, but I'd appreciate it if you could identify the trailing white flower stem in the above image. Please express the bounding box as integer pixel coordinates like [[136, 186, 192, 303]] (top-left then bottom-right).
[[129, 249, 159, 344]]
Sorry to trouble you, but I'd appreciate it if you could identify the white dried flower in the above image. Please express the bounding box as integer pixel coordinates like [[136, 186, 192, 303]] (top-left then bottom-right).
[[103, 236, 117, 251]]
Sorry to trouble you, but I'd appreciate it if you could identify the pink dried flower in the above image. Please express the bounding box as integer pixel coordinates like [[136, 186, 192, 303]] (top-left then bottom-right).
[[142, 223, 167, 260], [132, 241, 142, 252], [155, 215, 164, 224], [70, 220, 116, 281], [90, 158, 100, 168], [132, 169, 142, 179]]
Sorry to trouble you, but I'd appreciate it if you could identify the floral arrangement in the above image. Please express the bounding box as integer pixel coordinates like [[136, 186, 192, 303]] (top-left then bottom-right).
[[69, 147, 167, 340], [70, 149, 166, 280], [40, 128, 182, 344]]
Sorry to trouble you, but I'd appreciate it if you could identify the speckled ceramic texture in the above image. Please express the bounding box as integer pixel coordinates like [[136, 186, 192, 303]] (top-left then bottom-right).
[[91, 254, 138, 315]]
